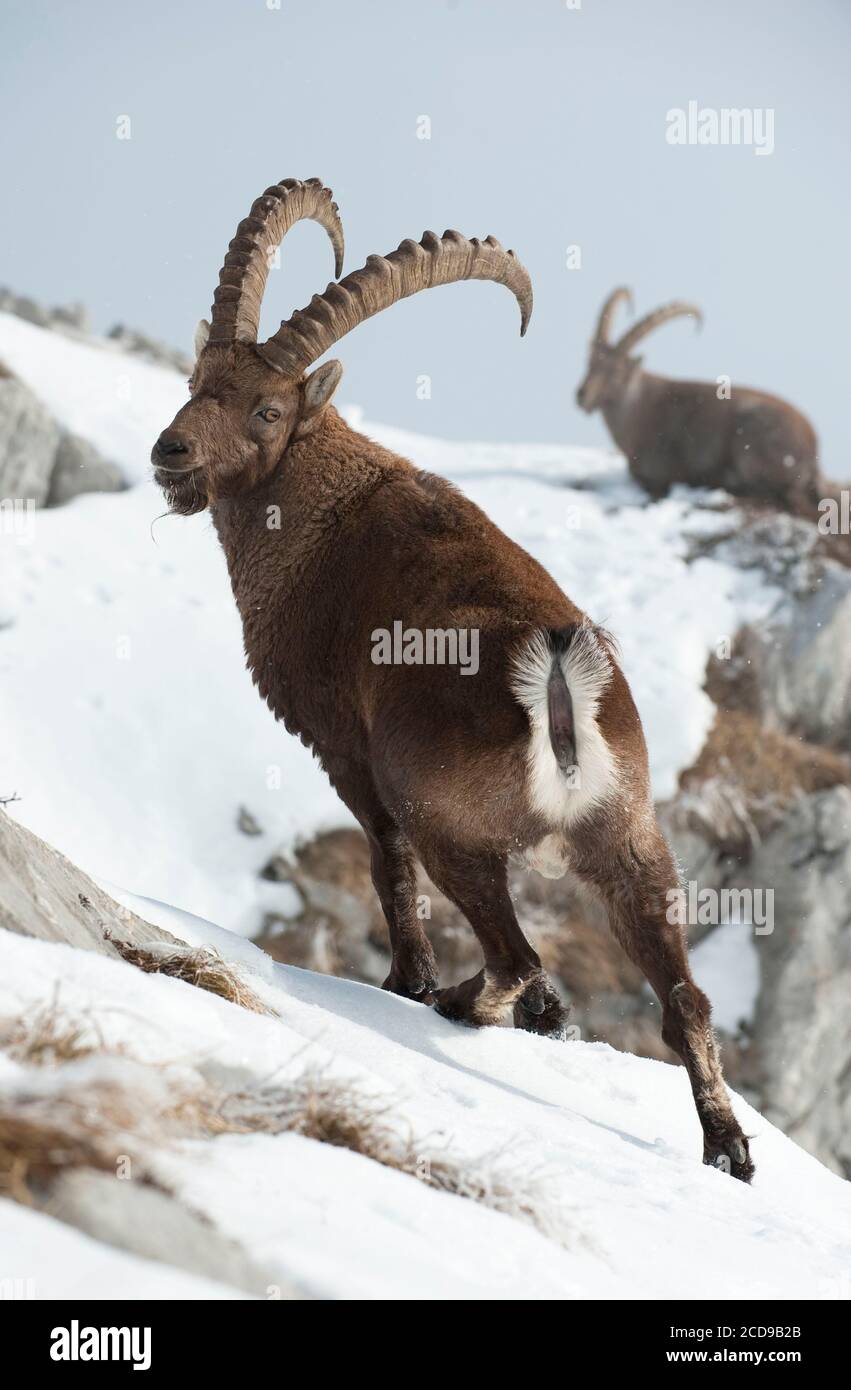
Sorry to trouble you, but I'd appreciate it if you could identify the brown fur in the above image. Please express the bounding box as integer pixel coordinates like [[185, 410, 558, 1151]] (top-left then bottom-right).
[[153, 308, 753, 1180], [577, 314, 822, 511]]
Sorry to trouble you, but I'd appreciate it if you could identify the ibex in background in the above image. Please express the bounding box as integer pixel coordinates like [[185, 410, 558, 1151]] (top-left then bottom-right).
[[152, 178, 753, 1181], [577, 287, 822, 510]]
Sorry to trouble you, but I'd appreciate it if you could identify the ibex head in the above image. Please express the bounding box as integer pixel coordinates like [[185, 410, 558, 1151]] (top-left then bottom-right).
[[576, 288, 702, 414], [152, 177, 532, 516]]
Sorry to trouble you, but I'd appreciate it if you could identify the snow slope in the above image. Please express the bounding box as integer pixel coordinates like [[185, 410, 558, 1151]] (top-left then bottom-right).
[[2, 906, 850, 1301], [0, 312, 779, 938], [1, 314, 846, 1299]]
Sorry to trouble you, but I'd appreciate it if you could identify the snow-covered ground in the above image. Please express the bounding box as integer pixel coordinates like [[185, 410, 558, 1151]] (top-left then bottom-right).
[[3, 313, 848, 1301], [2, 903, 850, 1301], [0, 311, 779, 938]]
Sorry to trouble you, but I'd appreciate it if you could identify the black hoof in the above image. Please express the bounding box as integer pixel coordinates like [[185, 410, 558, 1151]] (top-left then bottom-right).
[[703, 1135, 755, 1183], [513, 979, 569, 1039], [382, 970, 438, 1004], [432, 971, 490, 1027], [520, 991, 546, 1016]]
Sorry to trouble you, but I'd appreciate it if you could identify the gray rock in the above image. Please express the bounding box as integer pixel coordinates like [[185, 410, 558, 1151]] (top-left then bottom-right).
[[0, 365, 125, 509], [740, 562, 851, 749], [710, 508, 824, 597], [10, 295, 51, 328], [107, 322, 193, 377], [237, 805, 263, 837], [0, 809, 179, 957], [47, 431, 126, 506], [50, 302, 90, 334], [50, 1170, 299, 1299], [748, 786, 851, 1176], [0, 374, 60, 506]]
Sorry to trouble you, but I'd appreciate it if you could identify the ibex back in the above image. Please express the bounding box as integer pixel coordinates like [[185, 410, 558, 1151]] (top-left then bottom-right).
[[153, 178, 754, 1181]]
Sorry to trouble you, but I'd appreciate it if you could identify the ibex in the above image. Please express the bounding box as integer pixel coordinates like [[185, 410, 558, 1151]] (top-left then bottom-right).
[[577, 287, 821, 509], [152, 179, 753, 1181]]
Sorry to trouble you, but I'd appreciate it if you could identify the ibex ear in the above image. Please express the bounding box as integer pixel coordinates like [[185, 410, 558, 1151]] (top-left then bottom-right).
[[194, 319, 211, 361], [296, 359, 343, 437]]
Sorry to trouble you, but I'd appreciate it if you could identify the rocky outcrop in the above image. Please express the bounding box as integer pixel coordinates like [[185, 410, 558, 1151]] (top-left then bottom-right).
[[46, 431, 125, 506], [699, 508, 851, 749], [106, 323, 193, 377], [747, 788, 851, 1176], [653, 698, 851, 1177], [737, 565, 851, 750], [0, 363, 124, 507], [0, 367, 60, 505], [0, 288, 89, 336], [0, 810, 178, 956], [1, 283, 190, 378], [50, 1171, 294, 1298]]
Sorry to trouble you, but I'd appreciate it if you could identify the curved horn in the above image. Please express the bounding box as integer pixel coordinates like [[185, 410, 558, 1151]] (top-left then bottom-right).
[[614, 300, 702, 355], [259, 229, 532, 375], [594, 286, 633, 344], [208, 178, 344, 348]]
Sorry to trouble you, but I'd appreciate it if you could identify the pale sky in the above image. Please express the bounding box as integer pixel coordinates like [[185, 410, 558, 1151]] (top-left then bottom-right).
[[2, 0, 849, 472]]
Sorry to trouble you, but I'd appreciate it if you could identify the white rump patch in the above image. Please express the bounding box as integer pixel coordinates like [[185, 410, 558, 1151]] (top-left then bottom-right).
[[511, 625, 618, 835]]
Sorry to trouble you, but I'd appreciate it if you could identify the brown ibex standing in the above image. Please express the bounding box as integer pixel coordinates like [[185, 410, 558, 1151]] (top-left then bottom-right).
[[153, 179, 753, 1181], [577, 287, 821, 509]]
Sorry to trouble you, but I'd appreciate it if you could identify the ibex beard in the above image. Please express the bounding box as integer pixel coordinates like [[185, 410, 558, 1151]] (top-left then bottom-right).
[[152, 177, 754, 1182]]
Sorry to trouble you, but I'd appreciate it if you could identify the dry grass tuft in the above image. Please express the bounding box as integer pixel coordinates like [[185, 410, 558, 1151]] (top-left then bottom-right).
[[678, 709, 851, 847], [0, 1071, 168, 1205], [105, 936, 277, 1017], [2, 997, 102, 1068], [213, 1071, 574, 1245], [0, 998, 571, 1245], [0, 1108, 118, 1204]]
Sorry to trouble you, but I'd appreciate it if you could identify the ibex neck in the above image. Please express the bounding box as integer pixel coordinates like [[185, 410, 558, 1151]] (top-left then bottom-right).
[[602, 370, 647, 458], [211, 408, 391, 607]]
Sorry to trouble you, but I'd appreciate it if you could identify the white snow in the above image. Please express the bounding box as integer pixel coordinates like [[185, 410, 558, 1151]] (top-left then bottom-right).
[[0, 1200, 247, 1302], [1, 314, 847, 1300], [691, 922, 761, 1035], [1, 920, 849, 1301], [0, 312, 779, 937]]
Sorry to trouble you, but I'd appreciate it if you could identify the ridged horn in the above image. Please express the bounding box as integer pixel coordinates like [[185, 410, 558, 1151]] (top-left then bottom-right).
[[208, 177, 344, 348], [595, 286, 633, 344], [614, 300, 702, 355], [258, 229, 532, 375]]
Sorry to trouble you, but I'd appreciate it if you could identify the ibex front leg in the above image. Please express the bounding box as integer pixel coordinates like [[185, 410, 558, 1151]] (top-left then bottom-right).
[[368, 825, 438, 1002], [327, 764, 437, 1001]]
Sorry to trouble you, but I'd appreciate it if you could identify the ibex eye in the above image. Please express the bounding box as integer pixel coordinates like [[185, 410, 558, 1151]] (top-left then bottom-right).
[[257, 407, 281, 423]]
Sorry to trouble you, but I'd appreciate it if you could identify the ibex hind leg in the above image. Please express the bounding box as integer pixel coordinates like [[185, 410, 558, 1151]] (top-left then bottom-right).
[[570, 819, 754, 1182], [420, 842, 568, 1037]]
